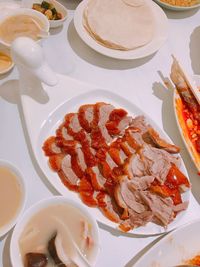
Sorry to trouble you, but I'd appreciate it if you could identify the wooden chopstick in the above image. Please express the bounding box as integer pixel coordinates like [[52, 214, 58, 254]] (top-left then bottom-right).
[[172, 55, 200, 105]]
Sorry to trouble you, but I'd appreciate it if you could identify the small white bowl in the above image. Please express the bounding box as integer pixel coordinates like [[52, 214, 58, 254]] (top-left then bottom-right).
[[0, 45, 14, 75], [154, 0, 200, 11], [0, 8, 50, 47], [10, 196, 100, 267], [0, 160, 26, 238], [29, 0, 68, 28]]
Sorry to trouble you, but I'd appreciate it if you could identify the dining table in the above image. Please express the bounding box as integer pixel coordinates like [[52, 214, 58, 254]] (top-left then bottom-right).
[[0, 1, 200, 266]]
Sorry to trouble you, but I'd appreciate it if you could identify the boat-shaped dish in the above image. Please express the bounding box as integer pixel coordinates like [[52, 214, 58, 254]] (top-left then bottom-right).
[[173, 75, 200, 172]]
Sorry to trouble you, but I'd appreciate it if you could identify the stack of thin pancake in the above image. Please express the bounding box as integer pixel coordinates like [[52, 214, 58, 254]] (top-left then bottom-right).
[[83, 0, 156, 51]]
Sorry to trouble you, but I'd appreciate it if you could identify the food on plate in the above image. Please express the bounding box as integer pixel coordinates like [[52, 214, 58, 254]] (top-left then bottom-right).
[[0, 51, 13, 73], [32, 1, 62, 20], [159, 0, 200, 7], [83, 0, 155, 51], [0, 15, 44, 45], [19, 203, 94, 267], [43, 102, 190, 232], [187, 254, 200, 265], [171, 59, 200, 170], [0, 166, 23, 230]]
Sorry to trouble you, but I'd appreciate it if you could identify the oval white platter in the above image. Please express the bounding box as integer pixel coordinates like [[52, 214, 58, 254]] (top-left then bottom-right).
[[21, 74, 190, 236], [134, 218, 200, 267], [173, 75, 200, 172], [73, 0, 168, 60]]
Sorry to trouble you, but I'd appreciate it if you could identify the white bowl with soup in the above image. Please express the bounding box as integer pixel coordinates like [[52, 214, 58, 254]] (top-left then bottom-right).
[[10, 196, 100, 267], [0, 8, 49, 47], [0, 160, 26, 238]]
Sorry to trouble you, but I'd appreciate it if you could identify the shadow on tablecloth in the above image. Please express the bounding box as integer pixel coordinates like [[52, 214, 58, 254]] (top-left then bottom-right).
[[67, 20, 156, 70], [190, 26, 200, 75]]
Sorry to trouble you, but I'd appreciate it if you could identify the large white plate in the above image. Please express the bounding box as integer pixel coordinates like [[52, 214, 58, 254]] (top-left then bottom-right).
[[173, 75, 200, 172], [134, 219, 200, 267], [73, 0, 168, 60], [20, 74, 191, 236]]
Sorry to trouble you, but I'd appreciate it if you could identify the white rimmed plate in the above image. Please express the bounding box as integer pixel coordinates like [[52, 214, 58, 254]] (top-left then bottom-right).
[[0, 160, 26, 238], [173, 75, 200, 172], [134, 219, 200, 267], [73, 0, 168, 60], [20, 74, 190, 236], [10, 196, 100, 267], [154, 0, 200, 11]]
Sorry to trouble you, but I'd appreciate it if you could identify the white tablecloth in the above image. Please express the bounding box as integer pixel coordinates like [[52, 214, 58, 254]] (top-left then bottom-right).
[[0, 1, 200, 266]]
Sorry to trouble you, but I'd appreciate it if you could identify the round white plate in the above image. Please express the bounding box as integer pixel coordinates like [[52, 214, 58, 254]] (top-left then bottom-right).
[[73, 0, 168, 60], [36, 88, 190, 236], [173, 75, 200, 172], [154, 0, 200, 11], [134, 219, 200, 267]]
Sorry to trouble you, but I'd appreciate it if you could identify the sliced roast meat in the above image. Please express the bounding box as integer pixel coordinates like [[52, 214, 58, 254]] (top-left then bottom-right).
[[106, 152, 118, 169], [124, 129, 144, 150], [56, 123, 73, 142], [97, 193, 121, 223], [58, 155, 80, 191], [109, 147, 127, 165], [124, 154, 146, 178], [75, 130, 96, 167], [121, 141, 136, 156], [140, 145, 181, 184], [87, 166, 107, 191], [42, 136, 62, 156], [92, 103, 115, 144], [131, 115, 150, 134], [78, 104, 94, 132], [173, 201, 189, 213], [139, 191, 175, 226], [128, 176, 155, 191], [106, 108, 131, 136], [49, 154, 65, 172], [147, 128, 180, 154], [79, 177, 98, 207], [65, 113, 82, 136]]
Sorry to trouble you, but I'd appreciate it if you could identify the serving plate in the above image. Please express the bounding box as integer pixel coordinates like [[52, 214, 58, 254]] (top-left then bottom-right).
[[154, 0, 200, 11], [134, 219, 200, 267], [73, 0, 168, 60], [173, 75, 200, 172], [20, 73, 191, 236]]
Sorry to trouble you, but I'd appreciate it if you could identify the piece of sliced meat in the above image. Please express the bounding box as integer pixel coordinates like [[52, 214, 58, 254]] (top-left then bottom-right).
[[49, 154, 65, 171], [91, 103, 115, 145], [128, 176, 155, 191], [75, 130, 96, 167], [173, 201, 189, 213], [58, 155, 80, 191], [124, 128, 144, 150], [119, 209, 154, 232], [43, 136, 62, 156], [140, 145, 181, 184], [106, 152, 118, 170], [131, 115, 150, 134], [97, 193, 121, 223], [78, 104, 94, 132], [124, 154, 146, 178], [87, 166, 107, 191], [106, 108, 131, 136], [147, 128, 180, 154], [139, 191, 175, 226], [108, 147, 127, 165], [65, 113, 82, 136], [56, 123, 73, 142], [79, 177, 98, 207], [121, 141, 136, 156]]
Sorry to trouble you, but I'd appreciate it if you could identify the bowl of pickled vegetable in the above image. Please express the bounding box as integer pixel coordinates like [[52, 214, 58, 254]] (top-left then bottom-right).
[[32, 0, 68, 28]]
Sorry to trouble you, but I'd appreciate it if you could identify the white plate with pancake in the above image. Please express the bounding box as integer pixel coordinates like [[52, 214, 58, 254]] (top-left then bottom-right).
[[73, 0, 168, 60]]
